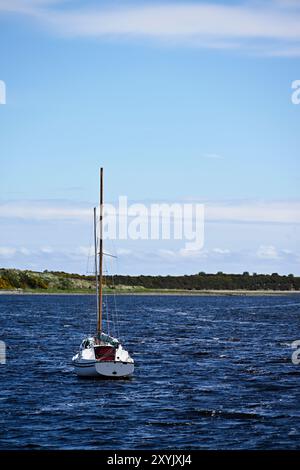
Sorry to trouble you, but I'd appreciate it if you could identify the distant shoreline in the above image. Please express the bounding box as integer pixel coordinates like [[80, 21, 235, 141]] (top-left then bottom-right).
[[1, 268, 300, 293], [1, 289, 299, 296]]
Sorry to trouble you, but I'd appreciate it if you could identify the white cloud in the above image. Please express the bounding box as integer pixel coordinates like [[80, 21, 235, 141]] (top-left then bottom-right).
[[0, 247, 17, 257], [0, 242, 299, 275], [39, 3, 300, 40], [1, 199, 300, 225], [256, 244, 279, 259], [19, 247, 31, 255], [158, 248, 177, 259], [265, 45, 300, 57], [0, 200, 90, 220], [202, 153, 223, 160], [212, 248, 231, 255], [40, 246, 54, 254], [0, 246, 32, 258], [177, 246, 231, 259], [206, 200, 300, 225], [1, 1, 300, 56], [0, 244, 98, 262]]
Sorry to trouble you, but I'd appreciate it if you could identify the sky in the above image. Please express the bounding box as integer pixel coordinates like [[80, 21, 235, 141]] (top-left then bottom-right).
[[0, 0, 299, 276]]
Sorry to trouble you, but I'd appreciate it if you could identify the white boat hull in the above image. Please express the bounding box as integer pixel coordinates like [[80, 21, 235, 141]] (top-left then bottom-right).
[[73, 359, 134, 378]]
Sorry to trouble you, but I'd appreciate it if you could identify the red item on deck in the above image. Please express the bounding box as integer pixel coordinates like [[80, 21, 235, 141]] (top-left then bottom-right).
[[94, 346, 115, 361]]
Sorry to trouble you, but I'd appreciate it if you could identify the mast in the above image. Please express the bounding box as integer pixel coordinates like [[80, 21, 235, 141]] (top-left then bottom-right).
[[93, 207, 99, 322], [97, 167, 104, 334]]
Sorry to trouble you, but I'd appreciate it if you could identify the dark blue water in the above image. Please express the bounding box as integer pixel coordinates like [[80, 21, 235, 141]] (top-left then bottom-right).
[[0, 294, 300, 450]]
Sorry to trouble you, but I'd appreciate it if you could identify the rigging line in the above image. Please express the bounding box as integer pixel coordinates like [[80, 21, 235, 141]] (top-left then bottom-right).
[[112, 271, 120, 341], [108, 272, 115, 338], [113, 240, 122, 341], [96, 219, 107, 317], [105, 240, 115, 338], [110, 274, 118, 339], [109, 250, 119, 339], [110, 238, 121, 341], [84, 211, 95, 336], [89, 302, 93, 337], [85, 214, 94, 277], [109, 247, 120, 341], [107, 242, 119, 338], [106, 281, 111, 337], [103, 258, 111, 336]]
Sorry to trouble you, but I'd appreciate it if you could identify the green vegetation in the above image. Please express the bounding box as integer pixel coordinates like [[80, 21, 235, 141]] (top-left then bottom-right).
[[110, 272, 300, 291], [0, 269, 93, 292], [0, 268, 299, 293]]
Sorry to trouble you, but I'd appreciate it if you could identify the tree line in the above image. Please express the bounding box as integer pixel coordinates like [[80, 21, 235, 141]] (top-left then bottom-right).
[[108, 272, 300, 291]]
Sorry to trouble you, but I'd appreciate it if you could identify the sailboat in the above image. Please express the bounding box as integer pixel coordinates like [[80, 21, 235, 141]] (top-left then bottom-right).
[[72, 168, 134, 378]]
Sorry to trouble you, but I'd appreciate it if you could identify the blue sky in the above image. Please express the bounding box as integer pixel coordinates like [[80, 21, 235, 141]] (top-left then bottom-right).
[[0, 0, 299, 275]]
